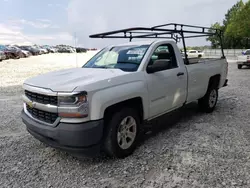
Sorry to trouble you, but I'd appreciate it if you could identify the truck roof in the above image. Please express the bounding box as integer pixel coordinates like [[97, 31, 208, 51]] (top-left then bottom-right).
[[110, 39, 174, 47]]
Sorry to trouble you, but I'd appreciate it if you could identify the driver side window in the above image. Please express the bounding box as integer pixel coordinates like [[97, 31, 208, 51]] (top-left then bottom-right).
[[148, 44, 178, 69]]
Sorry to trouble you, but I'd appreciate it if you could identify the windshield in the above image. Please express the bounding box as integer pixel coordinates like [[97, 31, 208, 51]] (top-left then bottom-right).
[[245, 50, 250, 55], [8, 46, 19, 50], [83, 44, 150, 72]]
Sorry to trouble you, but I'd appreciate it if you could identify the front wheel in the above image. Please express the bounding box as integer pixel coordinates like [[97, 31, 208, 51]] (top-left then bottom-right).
[[103, 108, 140, 158], [238, 64, 242, 69], [198, 87, 218, 113]]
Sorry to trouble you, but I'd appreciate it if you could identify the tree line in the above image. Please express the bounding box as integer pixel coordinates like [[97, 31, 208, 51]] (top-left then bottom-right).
[[207, 0, 250, 49]]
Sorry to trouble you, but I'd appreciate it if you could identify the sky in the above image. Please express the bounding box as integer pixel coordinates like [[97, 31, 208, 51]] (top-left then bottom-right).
[[0, 0, 243, 48]]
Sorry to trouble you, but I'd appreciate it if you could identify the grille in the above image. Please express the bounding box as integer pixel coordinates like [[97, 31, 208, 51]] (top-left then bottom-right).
[[25, 90, 57, 105], [26, 104, 58, 124]]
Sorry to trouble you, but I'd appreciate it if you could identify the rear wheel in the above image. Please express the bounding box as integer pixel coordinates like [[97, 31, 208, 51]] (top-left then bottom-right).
[[198, 86, 218, 113], [103, 108, 140, 158], [238, 64, 242, 69]]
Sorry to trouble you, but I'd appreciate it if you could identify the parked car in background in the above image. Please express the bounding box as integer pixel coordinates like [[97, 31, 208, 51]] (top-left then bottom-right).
[[32, 46, 44, 55], [186, 50, 204, 58], [43, 45, 57, 53], [237, 49, 250, 69], [49, 47, 58, 53], [21, 49, 32, 57], [0, 45, 21, 59], [57, 47, 69, 53], [39, 46, 49, 54], [58, 47, 75, 53], [0, 50, 6, 61], [88, 48, 98, 51], [76, 47, 87, 53], [56, 45, 76, 53], [69, 47, 76, 53], [8, 45, 30, 58], [40, 48, 48, 54], [19, 46, 40, 56]]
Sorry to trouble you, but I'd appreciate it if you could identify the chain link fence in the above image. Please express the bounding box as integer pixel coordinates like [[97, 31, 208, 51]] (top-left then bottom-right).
[[203, 49, 246, 60]]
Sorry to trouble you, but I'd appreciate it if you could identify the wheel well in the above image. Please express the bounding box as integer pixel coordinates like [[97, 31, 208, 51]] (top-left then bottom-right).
[[208, 74, 221, 89], [103, 97, 144, 124]]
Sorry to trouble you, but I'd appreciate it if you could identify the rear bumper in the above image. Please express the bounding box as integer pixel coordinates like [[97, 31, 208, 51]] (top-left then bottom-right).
[[237, 61, 250, 65], [21, 110, 104, 156]]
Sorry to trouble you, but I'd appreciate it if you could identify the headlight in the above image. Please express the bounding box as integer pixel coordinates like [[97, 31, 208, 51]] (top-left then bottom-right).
[[58, 95, 87, 106], [58, 92, 88, 118]]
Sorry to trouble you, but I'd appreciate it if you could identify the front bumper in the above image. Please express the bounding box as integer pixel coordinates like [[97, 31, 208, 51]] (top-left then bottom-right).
[[21, 110, 104, 156], [223, 79, 228, 87]]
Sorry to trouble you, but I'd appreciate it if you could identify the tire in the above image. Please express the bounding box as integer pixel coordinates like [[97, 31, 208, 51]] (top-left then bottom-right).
[[198, 86, 218, 113], [238, 64, 242, 69], [103, 108, 140, 158]]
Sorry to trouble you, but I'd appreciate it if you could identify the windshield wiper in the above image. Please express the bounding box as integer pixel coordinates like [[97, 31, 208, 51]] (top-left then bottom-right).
[[92, 66, 108, 69]]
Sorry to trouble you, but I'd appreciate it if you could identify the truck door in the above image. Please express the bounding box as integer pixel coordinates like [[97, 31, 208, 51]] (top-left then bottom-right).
[[145, 43, 187, 119]]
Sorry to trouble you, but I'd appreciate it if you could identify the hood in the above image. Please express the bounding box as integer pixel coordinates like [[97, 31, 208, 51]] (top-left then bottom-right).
[[24, 68, 129, 92]]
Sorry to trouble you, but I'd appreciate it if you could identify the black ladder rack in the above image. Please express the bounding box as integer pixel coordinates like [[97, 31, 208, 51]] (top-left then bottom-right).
[[89, 23, 225, 64]]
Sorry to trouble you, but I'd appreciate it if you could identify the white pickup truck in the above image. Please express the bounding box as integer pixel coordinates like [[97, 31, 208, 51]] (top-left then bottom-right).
[[237, 49, 250, 69], [21, 24, 228, 158]]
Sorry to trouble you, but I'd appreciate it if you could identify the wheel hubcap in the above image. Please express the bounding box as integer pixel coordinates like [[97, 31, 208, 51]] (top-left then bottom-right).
[[209, 89, 217, 108], [117, 116, 137, 150]]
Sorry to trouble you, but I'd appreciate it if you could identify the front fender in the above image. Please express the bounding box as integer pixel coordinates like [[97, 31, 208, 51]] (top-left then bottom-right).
[[89, 81, 149, 120]]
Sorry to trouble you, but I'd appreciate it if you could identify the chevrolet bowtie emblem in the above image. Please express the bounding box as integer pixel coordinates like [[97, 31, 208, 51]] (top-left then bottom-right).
[[27, 101, 36, 108]]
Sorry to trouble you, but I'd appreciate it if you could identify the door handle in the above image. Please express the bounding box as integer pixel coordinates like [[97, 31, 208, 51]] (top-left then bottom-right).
[[177, 72, 184, 76]]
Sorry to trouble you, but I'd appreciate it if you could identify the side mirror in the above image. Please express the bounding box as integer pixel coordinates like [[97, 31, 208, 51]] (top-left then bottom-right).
[[147, 59, 171, 74]]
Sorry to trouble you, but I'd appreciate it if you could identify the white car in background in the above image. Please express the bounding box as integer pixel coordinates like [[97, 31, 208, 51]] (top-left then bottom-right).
[[186, 50, 204, 58], [40, 48, 48, 54], [69, 47, 76, 53], [237, 49, 250, 69], [49, 48, 57, 53], [21, 50, 32, 57]]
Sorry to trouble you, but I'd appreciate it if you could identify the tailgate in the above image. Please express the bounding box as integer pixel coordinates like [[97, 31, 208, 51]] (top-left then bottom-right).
[[219, 58, 228, 88], [237, 55, 248, 62]]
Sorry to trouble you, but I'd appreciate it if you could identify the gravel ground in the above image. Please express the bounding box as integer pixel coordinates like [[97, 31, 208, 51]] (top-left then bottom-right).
[[0, 54, 250, 188]]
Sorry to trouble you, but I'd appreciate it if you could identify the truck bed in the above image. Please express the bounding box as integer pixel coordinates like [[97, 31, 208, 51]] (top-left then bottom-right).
[[185, 57, 228, 103], [185, 57, 222, 65]]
